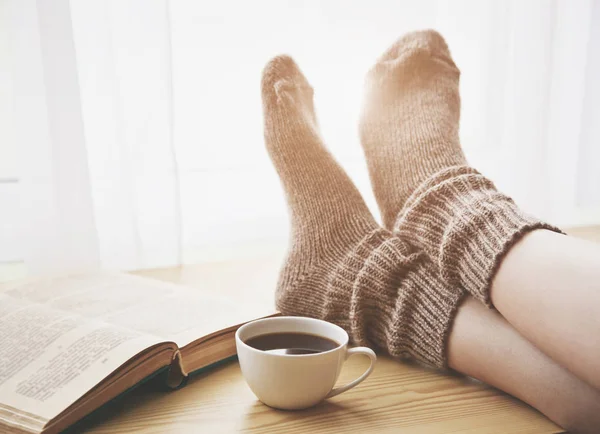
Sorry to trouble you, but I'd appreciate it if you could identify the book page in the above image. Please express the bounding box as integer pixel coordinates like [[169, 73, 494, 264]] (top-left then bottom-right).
[[1, 273, 272, 348], [0, 292, 161, 422]]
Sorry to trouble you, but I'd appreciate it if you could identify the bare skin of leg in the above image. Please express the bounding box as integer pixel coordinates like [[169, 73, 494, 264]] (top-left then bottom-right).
[[490, 230, 600, 391], [448, 297, 600, 433]]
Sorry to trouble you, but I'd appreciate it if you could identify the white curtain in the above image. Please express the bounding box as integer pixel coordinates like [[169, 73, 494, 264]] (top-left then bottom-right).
[[1, 0, 599, 277]]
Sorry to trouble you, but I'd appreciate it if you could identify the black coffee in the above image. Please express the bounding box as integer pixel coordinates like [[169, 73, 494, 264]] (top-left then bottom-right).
[[245, 332, 339, 355]]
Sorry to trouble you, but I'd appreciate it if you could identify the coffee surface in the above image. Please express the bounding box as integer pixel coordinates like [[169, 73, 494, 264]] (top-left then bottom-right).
[[245, 332, 340, 355]]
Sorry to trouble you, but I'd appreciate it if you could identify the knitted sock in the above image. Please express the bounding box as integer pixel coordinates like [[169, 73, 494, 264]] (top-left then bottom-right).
[[359, 30, 563, 306], [262, 55, 464, 368], [359, 30, 466, 229], [395, 167, 563, 307]]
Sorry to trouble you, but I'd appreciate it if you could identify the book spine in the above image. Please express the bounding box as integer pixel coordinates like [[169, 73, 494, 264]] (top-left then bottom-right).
[[165, 349, 186, 389]]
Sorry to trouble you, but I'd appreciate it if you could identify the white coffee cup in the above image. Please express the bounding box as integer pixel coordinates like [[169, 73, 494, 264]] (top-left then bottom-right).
[[235, 316, 376, 410]]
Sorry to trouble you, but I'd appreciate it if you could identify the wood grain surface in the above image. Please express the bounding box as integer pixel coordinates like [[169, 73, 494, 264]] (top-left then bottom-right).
[[79, 353, 562, 433], [76, 228, 600, 433]]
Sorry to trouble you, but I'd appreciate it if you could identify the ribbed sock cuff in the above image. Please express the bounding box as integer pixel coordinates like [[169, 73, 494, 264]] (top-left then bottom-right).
[[276, 228, 465, 368], [395, 166, 563, 306], [346, 230, 464, 368], [389, 274, 465, 369]]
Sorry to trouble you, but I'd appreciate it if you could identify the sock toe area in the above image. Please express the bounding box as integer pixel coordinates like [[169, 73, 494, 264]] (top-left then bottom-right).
[[382, 29, 450, 60], [408, 29, 451, 56], [261, 55, 313, 102], [372, 29, 458, 77]]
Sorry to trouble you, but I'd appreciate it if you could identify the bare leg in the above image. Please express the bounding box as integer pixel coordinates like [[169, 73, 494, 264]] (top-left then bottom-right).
[[449, 297, 600, 433], [491, 230, 600, 391]]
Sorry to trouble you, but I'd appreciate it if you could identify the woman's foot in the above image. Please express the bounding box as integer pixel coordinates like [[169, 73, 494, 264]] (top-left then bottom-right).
[[262, 55, 464, 367], [359, 30, 465, 229], [359, 31, 561, 306]]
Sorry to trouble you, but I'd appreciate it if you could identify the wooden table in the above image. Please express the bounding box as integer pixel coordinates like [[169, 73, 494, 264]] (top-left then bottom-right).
[[70, 247, 573, 434], [80, 352, 561, 433]]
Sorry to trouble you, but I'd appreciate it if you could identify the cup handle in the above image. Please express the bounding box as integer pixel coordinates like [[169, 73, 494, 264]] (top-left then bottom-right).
[[325, 347, 377, 399]]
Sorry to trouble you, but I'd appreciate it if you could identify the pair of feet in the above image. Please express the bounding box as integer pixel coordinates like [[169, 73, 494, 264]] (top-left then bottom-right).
[[262, 30, 558, 368]]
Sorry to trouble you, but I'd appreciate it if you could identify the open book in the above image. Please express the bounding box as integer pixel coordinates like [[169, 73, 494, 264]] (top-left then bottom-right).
[[0, 273, 274, 433]]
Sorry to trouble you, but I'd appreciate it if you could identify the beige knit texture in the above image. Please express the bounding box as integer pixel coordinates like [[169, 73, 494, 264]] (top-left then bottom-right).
[[360, 30, 466, 229], [395, 166, 563, 307], [262, 55, 464, 368], [360, 30, 563, 307]]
